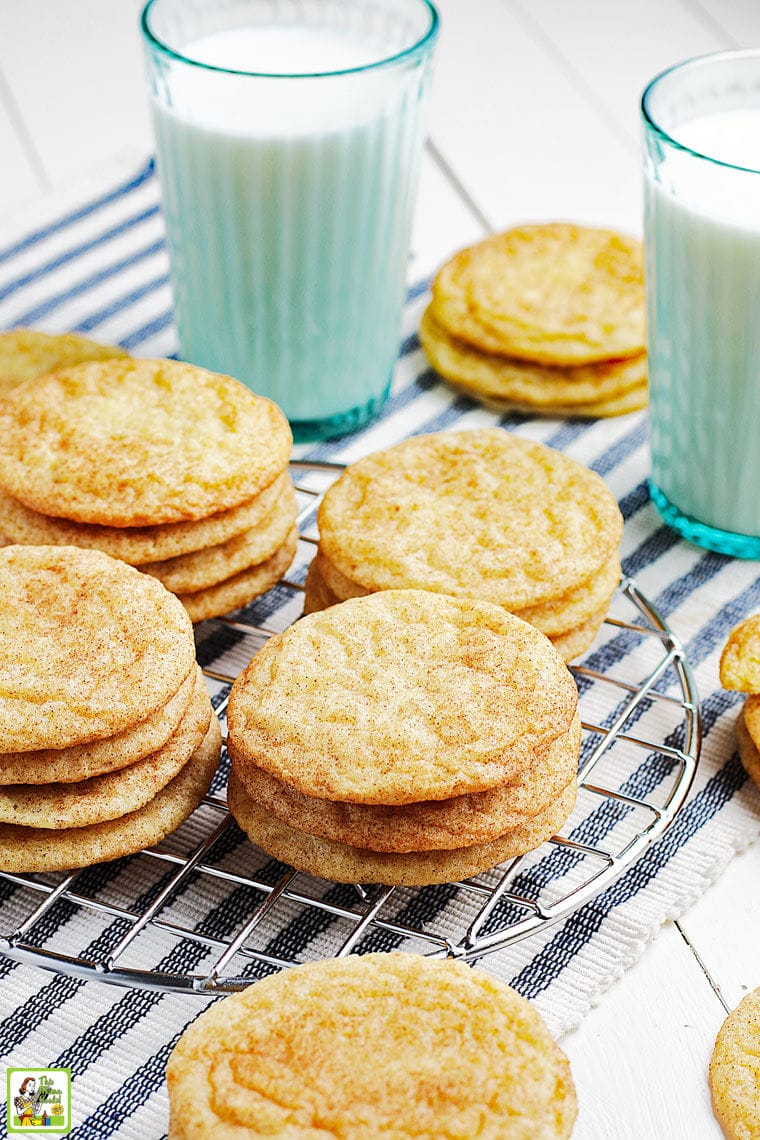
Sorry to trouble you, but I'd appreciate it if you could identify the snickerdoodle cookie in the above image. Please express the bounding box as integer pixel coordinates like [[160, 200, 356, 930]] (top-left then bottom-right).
[[305, 428, 621, 659], [422, 224, 646, 417], [721, 615, 760, 694], [229, 712, 581, 853], [0, 327, 129, 397], [166, 952, 577, 1139], [420, 304, 647, 417], [431, 223, 645, 365], [0, 545, 195, 752], [709, 985, 760, 1140], [0, 717, 221, 874], [0, 669, 212, 827], [0, 358, 291, 526], [720, 615, 760, 791], [228, 772, 577, 887], [0, 470, 290, 563], [228, 589, 578, 805]]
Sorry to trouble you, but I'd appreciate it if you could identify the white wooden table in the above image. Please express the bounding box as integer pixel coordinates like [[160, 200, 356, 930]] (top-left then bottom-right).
[[1, 2, 759, 1135]]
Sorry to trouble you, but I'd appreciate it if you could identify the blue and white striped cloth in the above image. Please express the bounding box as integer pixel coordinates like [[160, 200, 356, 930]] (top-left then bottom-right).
[[1, 158, 759, 1138]]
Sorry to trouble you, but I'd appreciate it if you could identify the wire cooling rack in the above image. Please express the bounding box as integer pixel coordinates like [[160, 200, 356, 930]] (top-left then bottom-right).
[[0, 460, 701, 994]]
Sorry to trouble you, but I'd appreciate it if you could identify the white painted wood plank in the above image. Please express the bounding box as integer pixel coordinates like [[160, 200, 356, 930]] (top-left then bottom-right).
[[0, 84, 44, 211], [678, 839, 760, 1012], [519, 0, 728, 149], [0, 0, 151, 188], [686, 0, 760, 45], [410, 150, 487, 279], [428, 0, 642, 232], [565, 922, 725, 1138]]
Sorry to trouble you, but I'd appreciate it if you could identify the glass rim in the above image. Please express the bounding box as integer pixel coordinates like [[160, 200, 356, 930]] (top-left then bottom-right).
[[641, 47, 760, 175], [140, 0, 439, 79]]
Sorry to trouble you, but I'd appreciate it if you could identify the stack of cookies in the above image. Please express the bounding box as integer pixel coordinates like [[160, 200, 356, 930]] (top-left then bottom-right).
[[0, 327, 129, 397], [167, 953, 577, 1138], [720, 614, 760, 788], [0, 358, 297, 622], [305, 427, 623, 662], [420, 222, 647, 417], [227, 589, 580, 887], [0, 545, 221, 873]]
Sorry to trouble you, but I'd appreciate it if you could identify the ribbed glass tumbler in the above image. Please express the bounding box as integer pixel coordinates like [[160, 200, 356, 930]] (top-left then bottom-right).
[[642, 50, 760, 557], [142, 0, 438, 441]]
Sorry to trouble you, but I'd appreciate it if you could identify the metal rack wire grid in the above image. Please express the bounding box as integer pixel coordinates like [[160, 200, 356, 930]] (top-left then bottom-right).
[[0, 460, 701, 994]]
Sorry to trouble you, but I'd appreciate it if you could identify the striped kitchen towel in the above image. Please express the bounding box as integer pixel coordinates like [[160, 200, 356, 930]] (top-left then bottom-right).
[[0, 158, 759, 1139]]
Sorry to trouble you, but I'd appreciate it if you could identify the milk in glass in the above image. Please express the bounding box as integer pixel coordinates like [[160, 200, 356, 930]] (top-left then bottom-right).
[[645, 104, 760, 545], [147, 15, 435, 436]]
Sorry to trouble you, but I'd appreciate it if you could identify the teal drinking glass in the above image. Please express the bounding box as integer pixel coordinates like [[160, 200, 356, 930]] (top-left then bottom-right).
[[142, 0, 438, 441], [642, 50, 760, 557]]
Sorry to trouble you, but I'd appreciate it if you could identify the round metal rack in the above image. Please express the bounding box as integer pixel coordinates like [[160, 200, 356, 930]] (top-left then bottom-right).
[[0, 460, 701, 994]]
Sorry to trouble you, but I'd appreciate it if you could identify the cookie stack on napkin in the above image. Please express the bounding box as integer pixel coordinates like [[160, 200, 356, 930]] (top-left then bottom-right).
[[420, 223, 647, 418], [0, 358, 297, 621], [226, 589, 580, 886], [0, 545, 221, 873], [305, 427, 623, 662]]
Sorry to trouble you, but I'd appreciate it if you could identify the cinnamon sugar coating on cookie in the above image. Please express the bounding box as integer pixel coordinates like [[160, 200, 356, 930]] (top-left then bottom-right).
[[720, 614, 760, 693], [227, 589, 578, 804], [431, 223, 645, 365], [0, 717, 221, 873], [0, 328, 128, 397], [167, 952, 577, 1139], [0, 545, 195, 751], [316, 428, 622, 612], [0, 358, 292, 526], [709, 985, 760, 1140]]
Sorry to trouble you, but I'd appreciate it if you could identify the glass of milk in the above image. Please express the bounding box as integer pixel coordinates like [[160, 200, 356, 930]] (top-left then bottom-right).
[[141, 0, 438, 441], [642, 50, 760, 557]]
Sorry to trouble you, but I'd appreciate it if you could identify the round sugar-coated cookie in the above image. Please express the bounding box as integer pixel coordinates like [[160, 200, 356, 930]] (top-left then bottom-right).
[[179, 525, 298, 623], [420, 304, 647, 408], [513, 556, 620, 637], [0, 672, 212, 827], [0, 472, 291, 564], [0, 545, 195, 752], [0, 665, 200, 785], [721, 615, 760, 693], [737, 709, 760, 791], [0, 715, 221, 873], [316, 428, 623, 611], [304, 556, 610, 664], [0, 358, 292, 526], [450, 379, 648, 419], [141, 482, 297, 593], [228, 774, 576, 886], [230, 712, 580, 853], [167, 952, 577, 1139], [709, 985, 760, 1139], [431, 223, 645, 365], [0, 328, 129, 397], [227, 589, 578, 804], [550, 603, 610, 663], [314, 546, 620, 638], [742, 695, 760, 753], [302, 553, 338, 615]]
